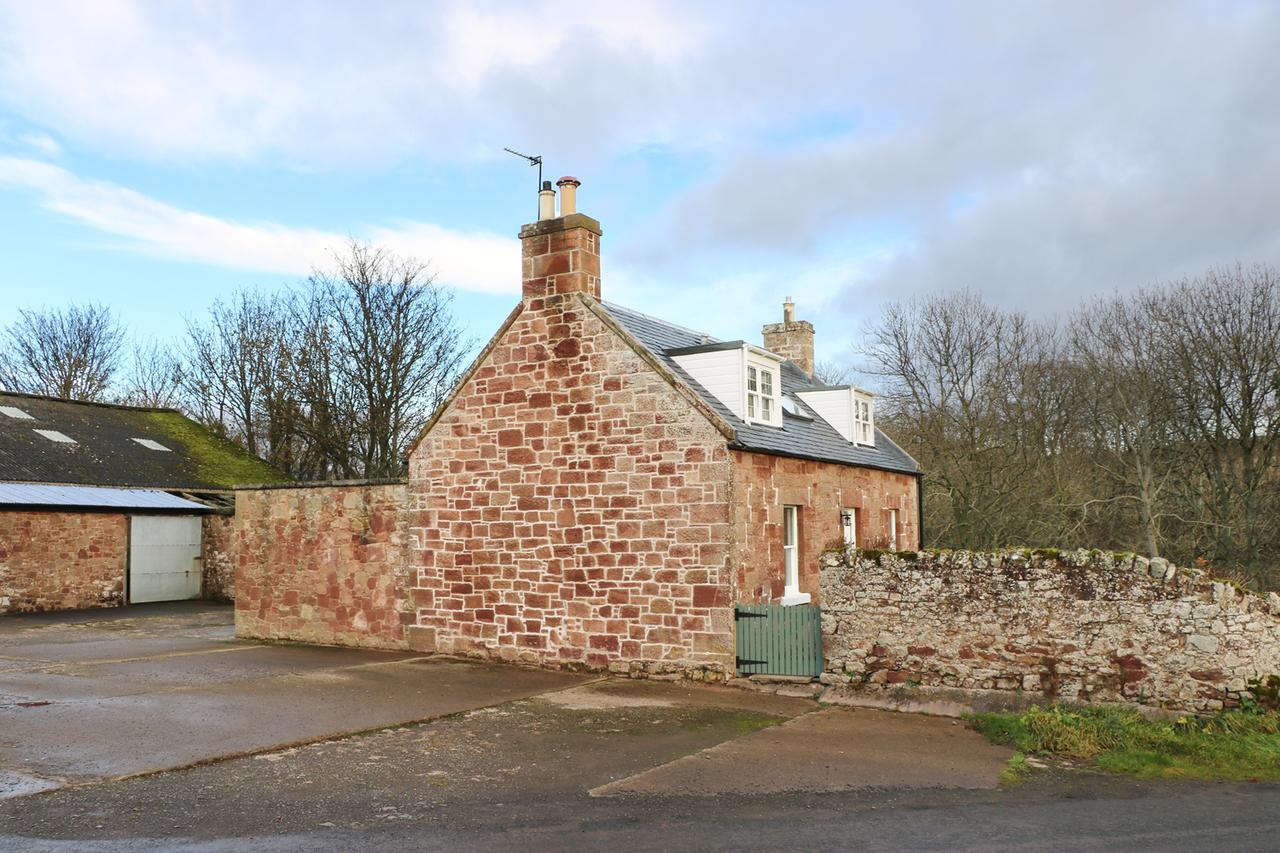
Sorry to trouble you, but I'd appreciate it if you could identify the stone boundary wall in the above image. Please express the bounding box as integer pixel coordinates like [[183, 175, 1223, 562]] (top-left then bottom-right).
[[201, 512, 236, 602], [234, 482, 410, 649], [820, 548, 1280, 713], [0, 510, 126, 614]]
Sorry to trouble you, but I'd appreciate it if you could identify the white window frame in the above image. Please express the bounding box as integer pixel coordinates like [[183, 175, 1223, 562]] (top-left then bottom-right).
[[886, 508, 898, 551], [780, 505, 811, 605], [744, 350, 782, 428], [854, 393, 874, 446], [841, 507, 858, 548]]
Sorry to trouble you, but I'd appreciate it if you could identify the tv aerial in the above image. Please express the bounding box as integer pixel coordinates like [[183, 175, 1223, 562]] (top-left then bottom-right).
[[504, 148, 545, 215]]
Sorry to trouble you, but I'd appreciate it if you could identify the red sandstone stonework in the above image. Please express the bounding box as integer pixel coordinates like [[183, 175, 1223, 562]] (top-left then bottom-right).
[[201, 513, 237, 602], [0, 511, 126, 613], [408, 292, 737, 673], [234, 483, 409, 649], [731, 451, 919, 603]]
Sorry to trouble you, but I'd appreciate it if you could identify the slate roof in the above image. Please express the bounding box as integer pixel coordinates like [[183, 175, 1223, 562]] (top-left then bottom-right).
[[0, 392, 288, 491], [601, 302, 920, 475]]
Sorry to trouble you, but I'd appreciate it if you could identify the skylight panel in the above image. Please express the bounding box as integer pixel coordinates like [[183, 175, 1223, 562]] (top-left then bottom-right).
[[131, 438, 172, 452], [0, 406, 34, 420], [781, 396, 813, 420], [34, 429, 76, 444]]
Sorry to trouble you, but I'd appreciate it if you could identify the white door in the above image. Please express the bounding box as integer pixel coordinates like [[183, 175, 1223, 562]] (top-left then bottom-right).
[[129, 515, 203, 603]]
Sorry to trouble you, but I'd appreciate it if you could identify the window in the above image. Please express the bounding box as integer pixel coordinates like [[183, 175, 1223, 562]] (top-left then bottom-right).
[[886, 508, 898, 551], [33, 429, 75, 444], [854, 394, 874, 445], [0, 406, 33, 420], [780, 505, 811, 605], [131, 438, 171, 452], [841, 508, 858, 547], [746, 357, 780, 427]]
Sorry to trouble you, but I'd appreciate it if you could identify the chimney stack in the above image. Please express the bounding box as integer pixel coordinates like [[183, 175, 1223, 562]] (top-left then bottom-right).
[[762, 295, 815, 378], [520, 176, 602, 302]]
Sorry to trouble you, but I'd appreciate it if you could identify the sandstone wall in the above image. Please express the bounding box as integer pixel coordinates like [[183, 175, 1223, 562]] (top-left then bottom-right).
[[201, 512, 236, 602], [0, 510, 126, 614], [732, 452, 918, 604], [820, 548, 1280, 712], [407, 294, 736, 677], [234, 481, 409, 649]]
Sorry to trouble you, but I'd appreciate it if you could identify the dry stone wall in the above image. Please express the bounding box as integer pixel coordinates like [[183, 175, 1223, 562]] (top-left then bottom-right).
[[820, 548, 1280, 712], [0, 511, 126, 613], [234, 481, 410, 649]]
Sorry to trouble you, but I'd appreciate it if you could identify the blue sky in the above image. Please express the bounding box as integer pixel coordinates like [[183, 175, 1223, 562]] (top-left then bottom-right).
[[1, 1, 1278, 374]]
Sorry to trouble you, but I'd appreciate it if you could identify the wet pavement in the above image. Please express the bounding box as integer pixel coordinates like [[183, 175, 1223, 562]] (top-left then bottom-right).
[[0, 603, 581, 791]]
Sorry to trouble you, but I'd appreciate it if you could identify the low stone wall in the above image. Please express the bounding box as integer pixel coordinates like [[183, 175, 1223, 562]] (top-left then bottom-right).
[[233, 481, 410, 649], [820, 548, 1280, 713], [201, 512, 237, 602], [0, 510, 126, 614]]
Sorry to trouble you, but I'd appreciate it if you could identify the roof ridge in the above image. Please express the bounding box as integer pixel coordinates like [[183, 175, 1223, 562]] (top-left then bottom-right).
[[0, 389, 178, 414]]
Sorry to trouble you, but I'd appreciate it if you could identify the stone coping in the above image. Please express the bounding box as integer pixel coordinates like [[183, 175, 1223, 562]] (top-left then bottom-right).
[[233, 477, 406, 491]]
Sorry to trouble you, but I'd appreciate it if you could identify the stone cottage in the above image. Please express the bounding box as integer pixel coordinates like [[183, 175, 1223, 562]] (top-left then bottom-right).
[[398, 178, 921, 675]]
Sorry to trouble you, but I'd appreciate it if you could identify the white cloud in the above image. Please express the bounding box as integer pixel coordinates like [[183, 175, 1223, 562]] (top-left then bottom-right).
[[0, 0, 711, 164], [0, 157, 518, 293], [18, 132, 60, 157]]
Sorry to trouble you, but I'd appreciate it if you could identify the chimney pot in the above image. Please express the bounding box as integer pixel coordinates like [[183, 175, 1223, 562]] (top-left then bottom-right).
[[556, 176, 580, 216], [538, 181, 556, 221], [783, 295, 795, 324]]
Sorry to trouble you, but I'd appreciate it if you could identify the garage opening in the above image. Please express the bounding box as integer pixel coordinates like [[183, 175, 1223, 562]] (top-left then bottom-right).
[[129, 515, 203, 603]]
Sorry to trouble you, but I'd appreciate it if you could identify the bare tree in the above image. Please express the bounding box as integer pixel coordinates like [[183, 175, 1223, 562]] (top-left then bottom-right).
[[861, 290, 1073, 548], [1154, 264, 1280, 580], [813, 360, 854, 386], [0, 303, 125, 401], [181, 242, 468, 480], [1072, 295, 1177, 557], [182, 290, 297, 469], [121, 338, 185, 408], [298, 241, 468, 477]]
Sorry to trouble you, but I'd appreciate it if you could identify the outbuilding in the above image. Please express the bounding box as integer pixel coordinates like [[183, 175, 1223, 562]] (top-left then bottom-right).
[[0, 391, 285, 613]]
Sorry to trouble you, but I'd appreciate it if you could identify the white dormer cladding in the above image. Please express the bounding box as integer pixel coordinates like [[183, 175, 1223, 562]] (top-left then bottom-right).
[[795, 386, 876, 446], [670, 342, 784, 428]]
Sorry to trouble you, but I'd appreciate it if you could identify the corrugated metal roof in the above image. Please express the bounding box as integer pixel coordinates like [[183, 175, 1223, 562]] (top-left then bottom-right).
[[0, 483, 209, 511], [601, 301, 920, 475]]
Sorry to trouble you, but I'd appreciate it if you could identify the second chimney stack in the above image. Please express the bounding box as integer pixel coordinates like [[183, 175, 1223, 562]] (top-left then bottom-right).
[[763, 296, 815, 378]]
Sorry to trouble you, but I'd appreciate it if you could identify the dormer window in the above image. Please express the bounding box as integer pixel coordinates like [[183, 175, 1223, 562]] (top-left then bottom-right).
[[669, 341, 785, 429], [795, 386, 876, 446], [745, 359, 779, 426], [854, 395, 873, 444]]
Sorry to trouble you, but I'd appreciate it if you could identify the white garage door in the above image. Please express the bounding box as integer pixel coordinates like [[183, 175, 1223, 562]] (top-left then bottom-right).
[[129, 515, 203, 603]]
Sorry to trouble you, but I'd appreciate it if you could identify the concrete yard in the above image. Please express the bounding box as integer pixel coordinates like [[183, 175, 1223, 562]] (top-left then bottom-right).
[[0, 603, 581, 795]]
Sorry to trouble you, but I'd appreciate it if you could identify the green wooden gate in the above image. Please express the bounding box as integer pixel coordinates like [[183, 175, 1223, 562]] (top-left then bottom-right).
[[734, 604, 823, 676]]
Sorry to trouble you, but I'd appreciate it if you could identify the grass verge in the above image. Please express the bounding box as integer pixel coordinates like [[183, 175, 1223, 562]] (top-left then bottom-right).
[[971, 704, 1280, 781]]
